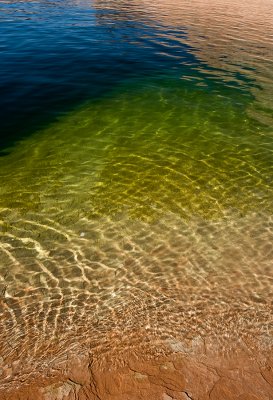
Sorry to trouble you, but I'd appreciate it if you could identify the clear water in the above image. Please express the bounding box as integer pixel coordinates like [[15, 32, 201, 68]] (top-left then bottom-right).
[[0, 0, 273, 381]]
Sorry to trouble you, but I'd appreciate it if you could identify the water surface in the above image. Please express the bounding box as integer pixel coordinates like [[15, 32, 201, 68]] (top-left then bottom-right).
[[0, 0, 273, 383]]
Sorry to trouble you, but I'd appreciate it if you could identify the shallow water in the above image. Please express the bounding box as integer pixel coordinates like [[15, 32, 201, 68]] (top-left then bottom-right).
[[0, 0, 273, 381]]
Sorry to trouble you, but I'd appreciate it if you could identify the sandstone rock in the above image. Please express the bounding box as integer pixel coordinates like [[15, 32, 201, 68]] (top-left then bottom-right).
[[1, 351, 273, 399]]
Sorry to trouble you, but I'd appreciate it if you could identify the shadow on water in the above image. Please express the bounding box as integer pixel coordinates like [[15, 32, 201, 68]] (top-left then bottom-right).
[[0, 0, 198, 152], [0, 0, 260, 153]]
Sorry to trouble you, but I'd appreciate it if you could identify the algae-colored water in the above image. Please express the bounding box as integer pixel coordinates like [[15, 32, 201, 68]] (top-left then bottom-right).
[[1, 78, 273, 221]]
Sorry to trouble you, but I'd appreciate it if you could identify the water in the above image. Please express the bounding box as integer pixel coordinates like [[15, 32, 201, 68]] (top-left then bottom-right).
[[0, 0, 273, 385]]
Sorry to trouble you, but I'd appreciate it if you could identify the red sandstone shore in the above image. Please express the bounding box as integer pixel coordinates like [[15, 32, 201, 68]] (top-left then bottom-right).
[[1, 347, 273, 400]]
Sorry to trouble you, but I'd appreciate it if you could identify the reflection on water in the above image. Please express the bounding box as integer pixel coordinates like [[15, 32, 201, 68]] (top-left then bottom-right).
[[0, 0, 273, 386], [137, 0, 273, 125]]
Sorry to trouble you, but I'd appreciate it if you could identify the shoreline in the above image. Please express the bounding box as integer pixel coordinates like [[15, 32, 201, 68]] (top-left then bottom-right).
[[1, 338, 273, 399]]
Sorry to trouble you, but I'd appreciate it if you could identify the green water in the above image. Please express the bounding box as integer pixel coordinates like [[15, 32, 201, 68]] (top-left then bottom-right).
[[1, 78, 272, 225]]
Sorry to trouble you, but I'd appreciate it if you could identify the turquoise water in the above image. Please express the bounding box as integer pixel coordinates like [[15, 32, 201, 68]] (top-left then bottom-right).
[[0, 0, 273, 384]]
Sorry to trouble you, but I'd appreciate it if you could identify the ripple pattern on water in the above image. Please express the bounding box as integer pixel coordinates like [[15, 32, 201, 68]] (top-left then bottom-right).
[[0, 210, 273, 384], [0, 0, 273, 389], [0, 82, 273, 385]]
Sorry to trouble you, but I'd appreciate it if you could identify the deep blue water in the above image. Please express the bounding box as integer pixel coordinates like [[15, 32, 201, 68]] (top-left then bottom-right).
[[0, 0, 257, 150], [0, 0, 191, 148]]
